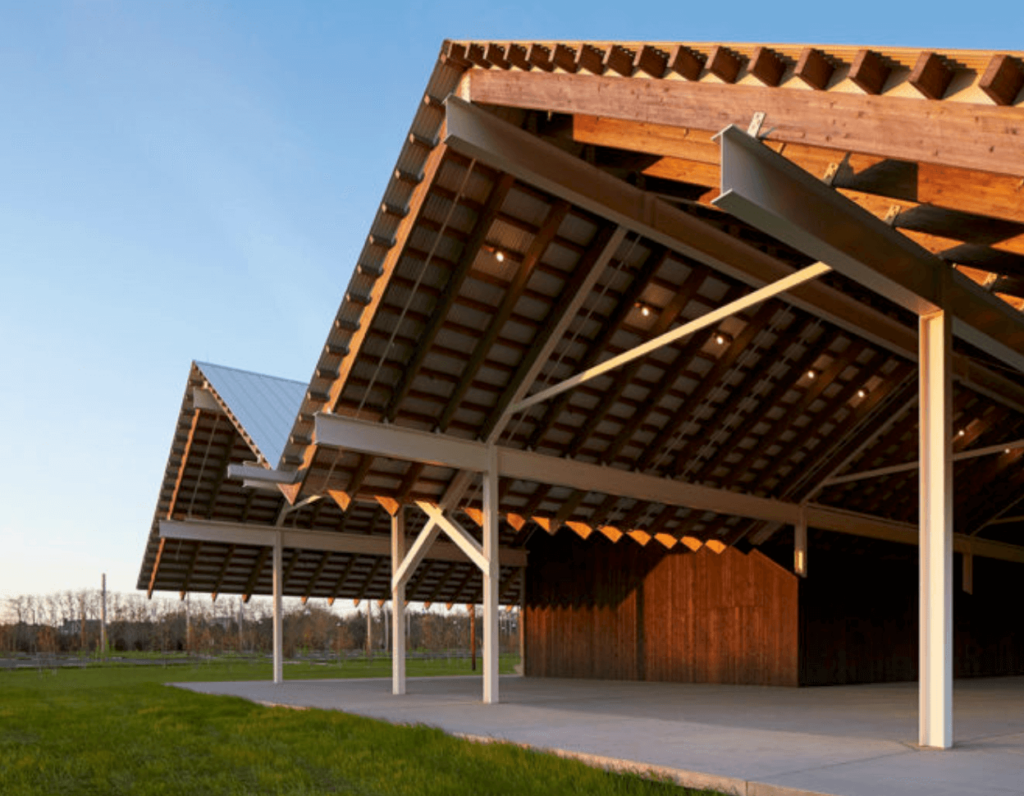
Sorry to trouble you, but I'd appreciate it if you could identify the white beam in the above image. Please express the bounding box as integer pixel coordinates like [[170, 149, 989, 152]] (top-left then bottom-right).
[[496, 447, 797, 525], [272, 530, 283, 684], [391, 509, 407, 696], [512, 262, 831, 414], [417, 502, 489, 574], [822, 438, 1024, 487], [919, 310, 953, 750], [391, 518, 441, 591], [313, 413, 799, 526], [192, 387, 223, 413], [482, 445, 500, 705], [227, 463, 299, 485], [159, 518, 527, 568], [313, 414, 489, 472]]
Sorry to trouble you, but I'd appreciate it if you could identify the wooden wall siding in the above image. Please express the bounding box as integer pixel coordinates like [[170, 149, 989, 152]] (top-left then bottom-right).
[[798, 536, 1024, 685], [523, 533, 799, 686]]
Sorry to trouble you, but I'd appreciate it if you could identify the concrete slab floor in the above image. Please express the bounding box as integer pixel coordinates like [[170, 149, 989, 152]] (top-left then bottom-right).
[[176, 675, 1024, 796]]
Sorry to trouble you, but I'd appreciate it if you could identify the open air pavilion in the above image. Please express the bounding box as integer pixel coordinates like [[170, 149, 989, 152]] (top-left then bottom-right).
[[138, 39, 1024, 789]]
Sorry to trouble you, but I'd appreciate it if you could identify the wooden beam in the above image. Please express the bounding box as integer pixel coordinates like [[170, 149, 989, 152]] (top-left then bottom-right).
[[180, 542, 204, 594], [327, 555, 361, 605], [909, 52, 955, 100], [634, 45, 667, 78], [436, 200, 570, 431], [302, 552, 333, 602], [849, 49, 892, 95], [980, 54, 1024, 106], [147, 538, 167, 599], [637, 301, 780, 474], [210, 544, 237, 600], [167, 408, 202, 519], [794, 48, 835, 90], [289, 140, 451, 490], [523, 242, 669, 450], [479, 223, 625, 441], [382, 172, 516, 422], [679, 319, 832, 480], [464, 68, 1024, 176], [707, 46, 743, 83], [749, 46, 787, 87], [570, 113, 1024, 230], [242, 547, 271, 604]]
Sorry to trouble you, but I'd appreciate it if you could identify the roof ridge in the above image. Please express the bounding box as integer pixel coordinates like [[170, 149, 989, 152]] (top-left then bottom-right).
[[194, 360, 306, 387]]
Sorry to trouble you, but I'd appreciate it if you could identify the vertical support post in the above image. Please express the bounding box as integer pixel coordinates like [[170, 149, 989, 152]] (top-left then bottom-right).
[[366, 599, 373, 659], [100, 573, 107, 659], [272, 532, 283, 684], [519, 568, 526, 674], [919, 310, 953, 749], [482, 445, 500, 704], [962, 552, 973, 595], [392, 508, 407, 695], [794, 509, 808, 577], [469, 603, 477, 671]]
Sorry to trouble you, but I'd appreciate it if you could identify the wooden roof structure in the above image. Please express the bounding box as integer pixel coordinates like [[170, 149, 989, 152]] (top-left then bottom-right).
[[139, 40, 1024, 606]]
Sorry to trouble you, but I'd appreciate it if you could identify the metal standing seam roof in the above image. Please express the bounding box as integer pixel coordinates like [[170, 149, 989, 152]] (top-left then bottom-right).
[[139, 39, 1024, 606], [195, 362, 307, 468]]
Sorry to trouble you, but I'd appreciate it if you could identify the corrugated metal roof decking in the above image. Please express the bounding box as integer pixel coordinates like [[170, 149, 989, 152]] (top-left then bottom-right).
[[196, 362, 306, 468]]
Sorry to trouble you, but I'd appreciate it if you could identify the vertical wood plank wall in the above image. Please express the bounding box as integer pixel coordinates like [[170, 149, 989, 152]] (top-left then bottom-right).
[[524, 533, 800, 686], [798, 535, 1024, 685]]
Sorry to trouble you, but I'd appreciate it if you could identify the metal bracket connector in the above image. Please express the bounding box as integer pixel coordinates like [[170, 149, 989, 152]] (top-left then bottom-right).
[[747, 112, 767, 138]]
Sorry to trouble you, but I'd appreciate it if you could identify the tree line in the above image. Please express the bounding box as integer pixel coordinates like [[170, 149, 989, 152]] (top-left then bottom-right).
[[1, 589, 520, 658]]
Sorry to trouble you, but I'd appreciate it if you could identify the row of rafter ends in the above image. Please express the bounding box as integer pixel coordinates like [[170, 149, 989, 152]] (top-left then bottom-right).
[[443, 40, 1024, 106]]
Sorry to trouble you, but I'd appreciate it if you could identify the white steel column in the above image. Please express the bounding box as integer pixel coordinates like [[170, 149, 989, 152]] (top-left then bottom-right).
[[272, 531, 283, 684], [482, 445, 500, 704], [919, 310, 953, 749], [391, 508, 407, 695]]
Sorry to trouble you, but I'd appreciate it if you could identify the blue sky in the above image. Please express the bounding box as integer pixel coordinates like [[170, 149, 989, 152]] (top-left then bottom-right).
[[1, 0, 1020, 601]]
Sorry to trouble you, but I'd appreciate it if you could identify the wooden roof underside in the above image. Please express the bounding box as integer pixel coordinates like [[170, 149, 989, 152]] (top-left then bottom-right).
[[139, 40, 1024, 604]]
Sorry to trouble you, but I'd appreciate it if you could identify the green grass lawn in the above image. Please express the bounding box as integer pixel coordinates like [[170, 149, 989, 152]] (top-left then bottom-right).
[[0, 658, 723, 795]]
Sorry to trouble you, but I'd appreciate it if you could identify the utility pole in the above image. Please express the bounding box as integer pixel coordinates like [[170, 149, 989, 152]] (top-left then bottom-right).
[[100, 573, 107, 659]]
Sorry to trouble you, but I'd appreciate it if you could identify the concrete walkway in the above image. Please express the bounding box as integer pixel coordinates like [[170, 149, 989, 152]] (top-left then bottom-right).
[[177, 675, 1024, 796]]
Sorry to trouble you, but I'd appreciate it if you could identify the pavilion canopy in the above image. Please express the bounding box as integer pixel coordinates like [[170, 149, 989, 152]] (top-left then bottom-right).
[[139, 40, 1024, 605]]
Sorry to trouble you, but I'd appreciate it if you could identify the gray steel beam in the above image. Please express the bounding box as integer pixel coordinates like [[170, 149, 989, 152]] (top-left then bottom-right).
[[714, 124, 1024, 376]]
